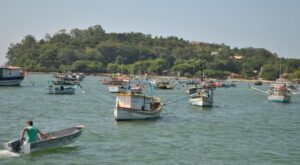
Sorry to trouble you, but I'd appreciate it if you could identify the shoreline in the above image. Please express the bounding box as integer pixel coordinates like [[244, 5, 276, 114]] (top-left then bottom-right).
[[26, 71, 275, 83]]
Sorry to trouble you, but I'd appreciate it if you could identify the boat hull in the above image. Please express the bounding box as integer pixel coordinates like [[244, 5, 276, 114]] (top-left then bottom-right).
[[108, 86, 124, 93], [114, 107, 162, 120], [4, 125, 84, 154], [268, 95, 291, 103], [48, 86, 76, 94], [190, 97, 213, 107], [155, 86, 174, 89], [0, 77, 24, 86]]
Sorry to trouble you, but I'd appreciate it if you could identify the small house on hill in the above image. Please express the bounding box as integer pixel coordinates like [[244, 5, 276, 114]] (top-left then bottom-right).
[[230, 55, 243, 60]]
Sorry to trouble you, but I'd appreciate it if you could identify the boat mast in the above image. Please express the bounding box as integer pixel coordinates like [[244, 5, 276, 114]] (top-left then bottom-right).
[[121, 56, 123, 75], [138, 42, 142, 76], [279, 57, 282, 79]]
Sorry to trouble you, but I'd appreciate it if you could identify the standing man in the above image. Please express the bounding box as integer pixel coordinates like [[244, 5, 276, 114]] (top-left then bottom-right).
[[20, 120, 47, 143]]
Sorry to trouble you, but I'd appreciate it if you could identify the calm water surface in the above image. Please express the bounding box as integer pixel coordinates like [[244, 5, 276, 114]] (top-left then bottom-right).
[[0, 74, 300, 164]]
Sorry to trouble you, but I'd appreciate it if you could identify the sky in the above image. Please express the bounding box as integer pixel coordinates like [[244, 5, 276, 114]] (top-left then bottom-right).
[[0, 0, 299, 65]]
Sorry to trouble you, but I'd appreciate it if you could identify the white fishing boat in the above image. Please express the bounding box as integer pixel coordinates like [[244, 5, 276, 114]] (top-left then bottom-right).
[[0, 66, 24, 86], [267, 83, 292, 103], [108, 86, 125, 93], [185, 81, 201, 94], [54, 72, 85, 81], [189, 87, 214, 107], [249, 83, 299, 103], [114, 80, 162, 120], [249, 58, 300, 103], [4, 125, 84, 154], [48, 80, 76, 94], [108, 79, 128, 93]]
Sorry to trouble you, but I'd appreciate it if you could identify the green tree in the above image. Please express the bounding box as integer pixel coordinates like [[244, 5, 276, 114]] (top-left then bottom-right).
[[106, 63, 120, 73], [261, 64, 279, 80], [72, 60, 104, 73], [5, 24, 299, 77], [291, 70, 300, 80]]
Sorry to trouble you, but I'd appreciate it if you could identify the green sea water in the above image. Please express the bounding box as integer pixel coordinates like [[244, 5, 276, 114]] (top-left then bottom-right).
[[0, 74, 300, 165]]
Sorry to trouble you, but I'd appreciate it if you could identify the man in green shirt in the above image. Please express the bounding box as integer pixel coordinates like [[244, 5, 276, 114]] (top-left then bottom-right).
[[20, 120, 47, 143]]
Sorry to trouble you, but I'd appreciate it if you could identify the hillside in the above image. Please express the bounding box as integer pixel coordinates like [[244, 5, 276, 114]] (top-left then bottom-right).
[[6, 25, 300, 80]]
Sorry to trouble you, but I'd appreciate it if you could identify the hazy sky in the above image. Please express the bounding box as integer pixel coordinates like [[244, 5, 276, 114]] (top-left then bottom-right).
[[0, 0, 299, 65]]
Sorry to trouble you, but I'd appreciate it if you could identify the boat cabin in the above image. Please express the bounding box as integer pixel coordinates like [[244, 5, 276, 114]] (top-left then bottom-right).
[[116, 94, 156, 111], [270, 83, 291, 96], [0, 66, 24, 78]]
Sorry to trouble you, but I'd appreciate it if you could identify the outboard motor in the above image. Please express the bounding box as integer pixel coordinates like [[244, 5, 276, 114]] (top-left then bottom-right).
[[5, 139, 21, 153]]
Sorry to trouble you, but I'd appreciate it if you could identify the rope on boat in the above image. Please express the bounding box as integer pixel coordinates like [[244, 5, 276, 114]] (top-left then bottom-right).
[[248, 84, 269, 94], [81, 84, 111, 94], [162, 95, 190, 107]]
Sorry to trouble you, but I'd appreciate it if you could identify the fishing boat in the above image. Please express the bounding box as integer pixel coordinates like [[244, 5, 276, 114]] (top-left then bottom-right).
[[249, 58, 300, 103], [108, 85, 126, 93], [48, 80, 77, 94], [0, 66, 24, 86], [108, 79, 128, 93], [210, 80, 222, 88], [254, 81, 263, 86], [4, 125, 84, 154], [268, 83, 292, 103], [101, 76, 126, 85], [185, 81, 201, 94], [77, 73, 85, 81], [54, 72, 85, 82], [153, 79, 174, 89], [114, 80, 162, 120], [189, 85, 214, 107], [249, 83, 299, 103], [276, 78, 298, 90]]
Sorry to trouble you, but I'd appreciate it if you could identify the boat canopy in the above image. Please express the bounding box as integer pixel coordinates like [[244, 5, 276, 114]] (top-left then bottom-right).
[[124, 79, 154, 97]]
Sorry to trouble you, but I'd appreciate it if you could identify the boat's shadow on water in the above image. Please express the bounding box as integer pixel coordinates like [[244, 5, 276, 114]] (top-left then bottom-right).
[[113, 118, 162, 126], [28, 146, 78, 158], [158, 115, 196, 123], [113, 116, 188, 126], [190, 106, 214, 111]]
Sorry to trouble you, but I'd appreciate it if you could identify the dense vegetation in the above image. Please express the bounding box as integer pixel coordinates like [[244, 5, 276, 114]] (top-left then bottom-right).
[[6, 25, 300, 80]]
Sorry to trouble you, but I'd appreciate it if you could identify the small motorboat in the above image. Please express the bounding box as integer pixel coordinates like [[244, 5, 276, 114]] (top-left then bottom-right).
[[254, 81, 263, 86], [210, 80, 222, 88], [48, 80, 77, 94], [4, 125, 84, 154]]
